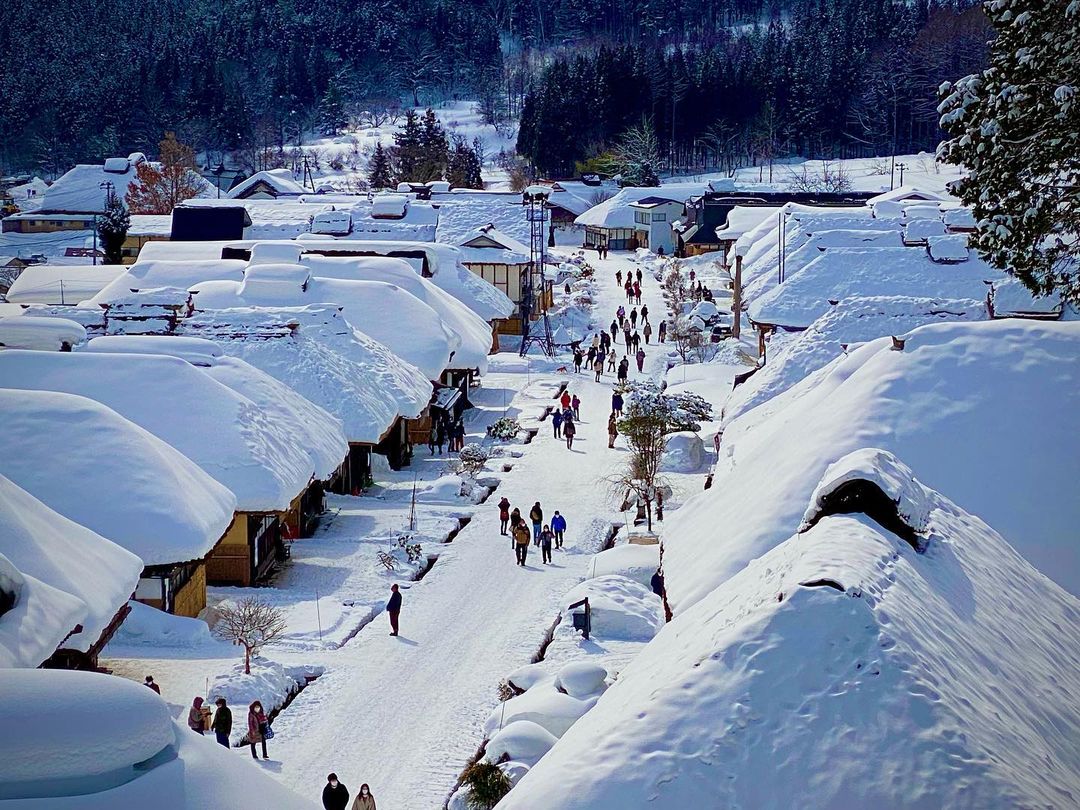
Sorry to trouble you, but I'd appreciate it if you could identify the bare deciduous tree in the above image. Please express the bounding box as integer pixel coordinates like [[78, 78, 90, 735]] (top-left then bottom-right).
[[214, 597, 287, 674]]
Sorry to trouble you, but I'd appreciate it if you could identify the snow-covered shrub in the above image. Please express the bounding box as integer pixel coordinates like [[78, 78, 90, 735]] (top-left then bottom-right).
[[488, 417, 521, 441], [484, 720, 558, 767], [460, 762, 512, 809], [484, 679, 598, 738], [661, 431, 706, 472], [563, 575, 663, 641], [457, 443, 490, 477], [396, 533, 424, 565], [554, 662, 609, 700]]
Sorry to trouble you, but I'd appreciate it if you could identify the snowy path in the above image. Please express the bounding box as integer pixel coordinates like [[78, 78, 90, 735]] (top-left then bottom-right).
[[264, 251, 668, 807]]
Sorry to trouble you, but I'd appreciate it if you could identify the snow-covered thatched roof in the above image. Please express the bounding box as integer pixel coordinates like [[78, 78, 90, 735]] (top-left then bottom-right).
[[227, 168, 308, 199], [0, 315, 86, 350], [0, 388, 236, 566]]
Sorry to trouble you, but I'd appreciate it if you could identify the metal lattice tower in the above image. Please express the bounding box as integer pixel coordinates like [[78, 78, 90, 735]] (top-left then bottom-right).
[[519, 186, 555, 358]]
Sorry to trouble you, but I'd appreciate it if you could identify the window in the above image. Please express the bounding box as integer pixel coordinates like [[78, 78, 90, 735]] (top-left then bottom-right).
[[653, 213, 666, 222]]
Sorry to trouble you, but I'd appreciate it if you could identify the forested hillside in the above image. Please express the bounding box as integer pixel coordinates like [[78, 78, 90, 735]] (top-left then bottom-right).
[[0, 0, 988, 177]]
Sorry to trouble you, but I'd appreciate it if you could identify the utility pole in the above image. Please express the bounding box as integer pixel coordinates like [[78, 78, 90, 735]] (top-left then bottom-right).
[[731, 253, 742, 340]]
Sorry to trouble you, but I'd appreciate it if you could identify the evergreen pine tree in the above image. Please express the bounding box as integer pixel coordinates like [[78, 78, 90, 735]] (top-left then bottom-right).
[[939, 0, 1079, 303], [97, 193, 130, 265], [367, 142, 394, 189], [317, 82, 347, 136], [417, 108, 449, 182], [393, 110, 423, 183]]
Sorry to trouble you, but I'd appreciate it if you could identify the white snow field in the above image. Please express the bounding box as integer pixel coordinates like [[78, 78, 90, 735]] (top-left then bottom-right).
[[0, 475, 142, 667], [503, 455, 1080, 808], [0, 670, 311, 808]]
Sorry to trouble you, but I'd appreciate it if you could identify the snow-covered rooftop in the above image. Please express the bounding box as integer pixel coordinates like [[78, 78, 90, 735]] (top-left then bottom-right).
[[0, 388, 236, 565], [0, 315, 86, 350], [300, 254, 495, 373], [5, 265, 126, 305], [0, 474, 142, 665], [865, 185, 947, 206], [179, 306, 432, 443], [84, 335, 349, 480], [990, 276, 1063, 317], [37, 161, 139, 213], [0, 350, 315, 512], [190, 267, 457, 378], [747, 246, 1001, 328], [713, 205, 781, 241], [0, 669, 312, 807], [574, 184, 703, 229], [432, 190, 532, 246], [226, 168, 308, 199]]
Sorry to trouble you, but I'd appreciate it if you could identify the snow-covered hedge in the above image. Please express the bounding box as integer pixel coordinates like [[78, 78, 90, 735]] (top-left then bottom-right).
[[488, 417, 521, 441]]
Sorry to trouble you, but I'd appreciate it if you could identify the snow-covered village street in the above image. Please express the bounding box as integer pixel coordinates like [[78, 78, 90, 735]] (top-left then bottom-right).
[[2, 1, 1080, 807]]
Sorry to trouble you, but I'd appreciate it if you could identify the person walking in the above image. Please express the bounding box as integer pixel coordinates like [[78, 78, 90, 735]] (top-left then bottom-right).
[[144, 675, 160, 694], [617, 357, 629, 384], [552, 408, 563, 438], [611, 390, 624, 416], [633, 281, 642, 304], [563, 416, 576, 450], [573, 349, 583, 374], [651, 568, 665, 597], [498, 496, 511, 535], [247, 701, 269, 760], [689, 268, 696, 283], [387, 584, 402, 636], [539, 525, 554, 564], [513, 521, 531, 566], [630, 307, 638, 328], [435, 421, 447, 455], [622, 324, 631, 353], [187, 697, 209, 735], [560, 390, 571, 411], [600, 330, 610, 353], [643, 322, 653, 344], [571, 394, 581, 420], [586, 345, 596, 367], [323, 774, 351, 810], [212, 697, 232, 748], [551, 511, 567, 548], [607, 349, 617, 372], [636, 268, 643, 283], [624, 280, 633, 302], [658, 320, 667, 343], [610, 320, 617, 342], [593, 356, 604, 382], [608, 412, 619, 448], [636, 347, 646, 373], [352, 784, 376, 810], [591, 332, 601, 350], [615, 269, 622, 285], [631, 331, 640, 351], [510, 507, 522, 548], [530, 501, 543, 543], [641, 304, 649, 324]]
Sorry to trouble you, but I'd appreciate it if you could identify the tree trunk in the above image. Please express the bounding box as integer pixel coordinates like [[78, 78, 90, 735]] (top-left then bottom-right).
[[244, 646, 252, 675]]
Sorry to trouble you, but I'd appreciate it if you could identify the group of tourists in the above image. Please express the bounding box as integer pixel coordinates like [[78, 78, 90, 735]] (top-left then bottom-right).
[[552, 389, 580, 449], [322, 773, 377, 810], [428, 416, 465, 455], [184, 694, 270, 760], [499, 496, 568, 566]]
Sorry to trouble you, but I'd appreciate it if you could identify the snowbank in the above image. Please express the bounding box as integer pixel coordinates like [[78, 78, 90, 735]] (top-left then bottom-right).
[[484, 680, 598, 738], [0, 389, 236, 566], [85, 259, 248, 307], [0, 670, 312, 808], [587, 543, 661, 588], [660, 431, 705, 472], [0, 349, 314, 512], [666, 320, 1080, 606], [502, 480, 1080, 809], [206, 657, 324, 745], [483, 721, 558, 767], [0, 475, 142, 660], [563, 576, 663, 641], [110, 600, 213, 647], [0, 552, 85, 669]]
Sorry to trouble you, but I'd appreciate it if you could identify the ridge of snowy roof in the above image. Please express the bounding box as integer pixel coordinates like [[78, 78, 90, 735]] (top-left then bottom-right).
[[226, 169, 308, 198], [0, 315, 87, 350], [84, 335, 348, 479], [0, 350, 314, 512], [5, 265, 126, 305], [179, 306, 432, 442], [0, 474, 142, 661], [0, 388, 236, 565], [0, 551, 86, 669]]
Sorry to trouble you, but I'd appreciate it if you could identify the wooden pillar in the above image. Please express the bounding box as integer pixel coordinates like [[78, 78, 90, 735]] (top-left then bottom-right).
[[731, 253, 743, 340]]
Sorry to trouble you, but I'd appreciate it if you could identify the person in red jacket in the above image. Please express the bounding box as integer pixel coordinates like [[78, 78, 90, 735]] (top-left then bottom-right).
[[560, 390, 571, 410]]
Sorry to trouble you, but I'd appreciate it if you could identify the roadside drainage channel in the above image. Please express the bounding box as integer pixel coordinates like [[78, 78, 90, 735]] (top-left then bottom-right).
[[239, 668, 324, 746]]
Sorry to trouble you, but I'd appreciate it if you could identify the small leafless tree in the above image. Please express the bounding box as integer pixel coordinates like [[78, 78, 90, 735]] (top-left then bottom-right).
[[214, 597, 287, 674]]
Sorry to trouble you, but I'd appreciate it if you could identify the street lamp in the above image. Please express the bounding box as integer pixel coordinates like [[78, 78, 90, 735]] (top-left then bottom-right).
[[93, 181, 115, 266], [897, 161, 908, 187]]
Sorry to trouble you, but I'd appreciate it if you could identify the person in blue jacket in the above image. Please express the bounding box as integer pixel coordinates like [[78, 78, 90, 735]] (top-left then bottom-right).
[[552, 408, 563, 438], [551, 511, 567, 549]]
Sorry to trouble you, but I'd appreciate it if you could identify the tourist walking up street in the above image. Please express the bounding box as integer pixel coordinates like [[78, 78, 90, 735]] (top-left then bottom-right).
[[593, 356, 604, 381], [622, 324, 631, 352], [563, 416, 577, 450], [641, 304, 649, 323], [540, 525, 554, 564], [607, 349, 617, 372], [636, 347, 646, 372], [624, 280, 633, 302], [636, 268, 643, 283], [188, 697, 209, 735], [587, 345, 597, 367], [631, 331, 640, 351], [616, 269, 622, 285], [552, 408, 563, 438], [618, 357, 629, 383], [560, 390, 571, 410], [513, 522, 530, 566], [323, 774, 350, 810], [630, 307, 638, 328], [551, 511, 567, 548], [571, 394, 581, 420], [530, 501, 544, 542], [498, 497, 511, 535], [611, 390, 623, 415], [353, 784, 376, 810], [633, 281, 642, 304], [659, 320, 667, 343], [247, 701, 269, 760], [212, 698, 232, 748], [643, 322, 653, 344], [610, 320, 618, 341], [608, 413, 619, 448], [573, 349, 583, 373]]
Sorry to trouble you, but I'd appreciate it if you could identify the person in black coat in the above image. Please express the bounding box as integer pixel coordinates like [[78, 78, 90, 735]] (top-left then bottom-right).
[[211, 697, 232, 748], [323, 774, 350, 810], [387, 585, 402, 636], [651, 568, 665, 597]]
